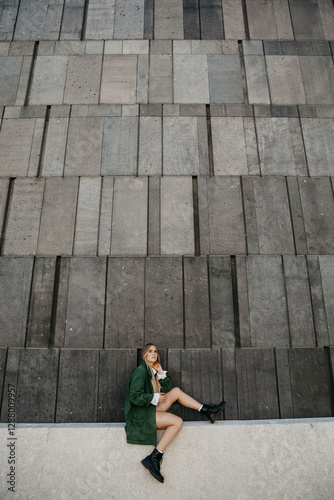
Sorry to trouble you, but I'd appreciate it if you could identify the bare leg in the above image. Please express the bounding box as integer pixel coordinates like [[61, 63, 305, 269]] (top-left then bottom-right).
[[155, 410, 183, 452], [156, 387, 201, 413]]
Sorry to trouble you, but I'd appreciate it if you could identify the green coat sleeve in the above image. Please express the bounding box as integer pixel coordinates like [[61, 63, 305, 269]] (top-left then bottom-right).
[[160, 375, 172, 392], [129, 370, 154, 407]]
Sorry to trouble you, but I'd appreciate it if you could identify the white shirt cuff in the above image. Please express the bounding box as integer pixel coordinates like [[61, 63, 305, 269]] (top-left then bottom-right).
[[151, 393, 160, 406], [157, 370, 167, 380]]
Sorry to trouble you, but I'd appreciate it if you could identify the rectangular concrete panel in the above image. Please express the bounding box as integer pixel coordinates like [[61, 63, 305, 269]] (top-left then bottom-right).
[[298, 177, 334, 254], [183, 0, 200, 39], [110, 177, 147, 255], [4, 178, 45, 256], [236, 348, 279, 419], [60, 0, 86, 40], [100, 55, 137, 104], [211, 117, 248, 175], [74, 177, 101, 256], [0, 118, 36, 176], [14, 0, 63, 40], [114, 0, 145, 39], [149, 55, 173, 103], [65, 116, 103, 176], [30, 56, 68, 105], [199, 0, 224, 39], [37, 178, 78, 256], [174, 55, 210, 103], [0, 257, 33, 346], [56, 350, 99, 422], [318, 256, 334, 346], [154, 0, 184, 39], [26, 257, 56, 348], [246, 256, 290, 347], [266, 56, 306, 105], [160, 177, 194, 255], [63, 55, 102, 104], [0, 56, 22, 105], [145, 257, 183, 347], [256, 117, 307, 175], [209, 256, 235, 347], [299, 56, 334, 105], [65, 257, 106, 348], [42, 117, 68, 176], [289, 0, 325, 40], [54, 257, 71, 348], [98, 177, 114, 256], [184, 257, 210, 348], [148, 177, 160, 255], [205, 177, 246, 254], [138, 116, 162, 175], [105, 258, 145, 348], [244, 55, 270, 104], [208, 55, 243, 104], [15, 349, 59, 422], [221, 349, 238, 419], [307, 256, 329, 347], [236, 256, 251, 347], [163, 117, 200, 175], [301, 118, 334, 176], [286, 177, 307, 255], [0, 178, 9, 247], [101, 117, 138, 175], [137, 54, 149, 103], [85, 0, 115, 39], [246, 0, 278, 39]]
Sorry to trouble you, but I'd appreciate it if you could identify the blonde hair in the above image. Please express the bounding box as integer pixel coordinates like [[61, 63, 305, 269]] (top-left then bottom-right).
[[142, 343, 161, 393]]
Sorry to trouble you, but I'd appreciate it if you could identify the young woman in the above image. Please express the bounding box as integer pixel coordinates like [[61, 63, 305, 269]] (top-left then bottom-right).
[[124, 343, 226, 483]]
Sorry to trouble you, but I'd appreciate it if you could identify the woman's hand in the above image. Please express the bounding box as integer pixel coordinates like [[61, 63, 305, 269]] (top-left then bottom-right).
[[159, 393, 167, 403], [152, 361, 164, 374]]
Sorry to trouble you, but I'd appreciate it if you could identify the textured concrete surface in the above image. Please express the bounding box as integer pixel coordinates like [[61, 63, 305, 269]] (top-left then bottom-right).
[[0, 419, 334, 499]]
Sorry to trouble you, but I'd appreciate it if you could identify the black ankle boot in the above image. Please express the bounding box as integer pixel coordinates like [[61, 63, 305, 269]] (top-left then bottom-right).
[[200, 400, 226, 424], [141, 448, 164, 483]]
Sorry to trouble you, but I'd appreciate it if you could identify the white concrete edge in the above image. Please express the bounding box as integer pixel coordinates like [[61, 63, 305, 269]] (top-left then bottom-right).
[[1, 416, 333, 429]]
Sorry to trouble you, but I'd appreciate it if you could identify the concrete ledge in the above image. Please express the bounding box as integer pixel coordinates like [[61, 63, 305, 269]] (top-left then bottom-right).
[[1, 419, 334, 499]]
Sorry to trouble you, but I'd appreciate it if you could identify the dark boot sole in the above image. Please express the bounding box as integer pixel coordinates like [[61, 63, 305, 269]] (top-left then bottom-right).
[[141, 459, 164, 483], [209, 402, 226, 424]]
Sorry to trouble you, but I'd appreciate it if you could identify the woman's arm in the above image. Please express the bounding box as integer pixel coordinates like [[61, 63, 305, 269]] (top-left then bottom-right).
[[129, 370, 155, 407]]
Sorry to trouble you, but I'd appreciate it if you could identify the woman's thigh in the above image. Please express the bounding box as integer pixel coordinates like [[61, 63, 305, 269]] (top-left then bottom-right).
[[156, 387, 180, 413], [156, 410, 182, 430]]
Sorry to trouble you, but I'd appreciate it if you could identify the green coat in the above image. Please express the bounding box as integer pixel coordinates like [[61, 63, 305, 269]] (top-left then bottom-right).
[[124, 361, 172, 445]]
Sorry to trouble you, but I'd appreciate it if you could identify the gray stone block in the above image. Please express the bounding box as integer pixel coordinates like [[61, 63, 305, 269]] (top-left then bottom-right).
[[102, 117, 138, 175], [244, 55, 270, 104], [208, 55, 243, 104], [289, 0, 324, 40], [42, 117, 69, 176], [319, 256, 334, 345], [63, 55, 101, 104], [0, 118, 36, 176], [114, 0, 144, 39], [174, 55, 209, 103], [74, 177, 101, 256], [266, 55, 306, 105], [65, 117, 103, 176], [299, 56, 334, 105], [98, 177, 114, 256], [138, 116, 162, 175], [222, 0, 245, 40], [301, 118, 334, 175], [154, 0, 184, 39], [242, 41, 263, 55], [148, 177, 160, 255], [211, 117, 249, 175], [149, 55, 173, 103], [0, 56, 22, 105], [101, 55, 137, 104], [14, 0, 63, 41], [60, 0, 86, 40], [30, 56, 68, 105], [85, 0, 115, 39]]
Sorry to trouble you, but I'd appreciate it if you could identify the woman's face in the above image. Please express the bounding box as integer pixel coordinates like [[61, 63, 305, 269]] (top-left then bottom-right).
[[145, 345, 158, 365]]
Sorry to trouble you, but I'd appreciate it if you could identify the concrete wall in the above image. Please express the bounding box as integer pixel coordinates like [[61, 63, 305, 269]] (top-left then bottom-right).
[[1, 418, 334, 500]]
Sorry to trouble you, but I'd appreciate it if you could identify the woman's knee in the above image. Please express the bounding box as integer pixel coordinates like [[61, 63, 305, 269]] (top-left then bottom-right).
[[175, 416, 183, 430]]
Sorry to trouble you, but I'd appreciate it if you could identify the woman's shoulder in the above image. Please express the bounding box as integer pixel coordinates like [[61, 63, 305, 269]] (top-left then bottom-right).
[[131, 362, 149, 377]]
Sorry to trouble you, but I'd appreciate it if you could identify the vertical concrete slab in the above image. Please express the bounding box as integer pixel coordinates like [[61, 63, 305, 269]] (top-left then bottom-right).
[[105, 258, 145, 348], [110, 177, 147, 256], [299, 57, 334, 105], [15, 349, 59, 422], [209, 256, 235, 348], [0, 257, 33, 346], [148, 177, 160, 255], [27, 117, 45, 177], [85, 0, 115, 39], [244, 55, 270, 104], [0, 56, 23, 105], [30, 56, 68, 105], [137, 54, 148, 103], [42, 117, 69, 176], [101, 117, 138, 175], [222, 0, 245, 40], [286, 177, 308, 255], [60, 0, 86, 40], [266, 56, 306, 105], [138, 116, 162, 175], [318, 0, 334, 40], [149, 55, 173, 104], [0, 3, 20, 42], [63, 55, 102, 104], [64, 257, 106, 348], [26, 257, 56, 348], [211, 117, 248, 175], [289, 0, 324, 40], [307, 256, 329, 347], [37, 178, 78, 256], [184, 257, 210, 348], [174, 55, 210, 103], [98, 177, 114, 256], [247, 256, 290, 347], [0, 118, 35, 176], [236, 349, 279, 419], [298, 177, 334, 254], [236, 256, 251, 347], [301, 118, 334, 175], [161, 177, 194, 255], [163, 117, 200, 175], [319, 256, 334, 345], [65, 117, 103, 176], [54, 257, 71, 348], [145, 257, 183, 347], [283, 256, 316, 347], [244, 117, 260, 175], [114, 0, 145, 39], [100, 55, 137, 104], [154, 0, 184, 39], [256, 117, 307, 175], [56, 350, 99, 422], [15, 55, 33, 105], [183, 0, 200, 39], [273, 0, 294, 40], [246, 0, 277, 39], [0, 178, 9, 247], [14, 0, 63, 40], [205, 177, 246, 255], [208, 55, 243, 104], [74, 177, 101, 256], [98, 349, 137, 422], [199, 0, 224, 39], [4, 178, 45, 256]]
